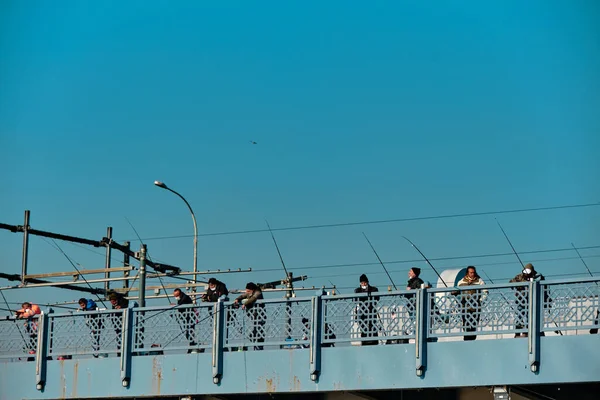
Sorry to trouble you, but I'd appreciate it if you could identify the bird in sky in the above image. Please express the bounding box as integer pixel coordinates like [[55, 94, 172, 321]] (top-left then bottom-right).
[[249, 141, 258, 145]]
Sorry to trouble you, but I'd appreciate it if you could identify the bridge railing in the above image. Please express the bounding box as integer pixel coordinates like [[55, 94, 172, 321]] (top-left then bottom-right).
[[322, 290, 417, 345], [427, 282, 530, 339], [541, 277, 600, 333], [1, 277, 598, 363]]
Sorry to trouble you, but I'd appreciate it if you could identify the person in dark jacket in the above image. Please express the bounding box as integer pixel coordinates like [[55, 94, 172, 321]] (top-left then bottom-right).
[[173, 288, 196, 349], [78, 298, 102, 356], [108, 292, 131, 351], [509, 263, 545, 338], [201, 278, 229, 303], [398, 268, 424, 343], [354, 274, 379, 345], [406, 267, 424, 290], [235, 282, 265, 350]]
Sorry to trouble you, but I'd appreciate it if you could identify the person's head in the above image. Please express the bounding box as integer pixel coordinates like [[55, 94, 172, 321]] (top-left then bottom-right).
[[359, 274, 369, 289], [522, 263, 535, 277], [108, 293, 119, 306], [245, 282, 258, 294], [21, 302, 31, 310], [409, 267, 421, 279], [78, 298, 87, 309], [173, 288, 183, 300], [466, 266, 478, 279], [208, 278, 218, 291]]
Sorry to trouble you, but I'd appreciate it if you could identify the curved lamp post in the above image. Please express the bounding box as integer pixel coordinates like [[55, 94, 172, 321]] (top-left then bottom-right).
[[154, 181, 198, 286]]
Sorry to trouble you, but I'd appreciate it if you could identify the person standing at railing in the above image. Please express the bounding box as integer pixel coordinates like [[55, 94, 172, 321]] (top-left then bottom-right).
[[172, 288, 198, 352], [354, 274, 380, 346], [78, 298, 104, 358], [509, 263, 545, 338], [234, 282, 265, 350], [456, 266, 488, 341], [395, 268, 424, 344]]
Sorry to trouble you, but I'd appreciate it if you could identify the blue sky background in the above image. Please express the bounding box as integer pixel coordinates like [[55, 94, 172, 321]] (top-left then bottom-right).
[[1, 1, 599, 310]]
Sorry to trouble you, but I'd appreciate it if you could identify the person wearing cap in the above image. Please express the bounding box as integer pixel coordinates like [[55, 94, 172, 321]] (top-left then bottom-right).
[[234, 282, 266, 350], [509, 263, 545, 338], [354, 274, 380, 345], [201, 278, 229, 303], [394, 268, 425, 343], [457, 266, 488, 341], [406, 267, 424, 290]]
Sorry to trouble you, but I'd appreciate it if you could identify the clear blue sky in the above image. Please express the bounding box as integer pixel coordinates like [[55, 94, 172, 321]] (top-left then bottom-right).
[[1, 1, 599, 310]]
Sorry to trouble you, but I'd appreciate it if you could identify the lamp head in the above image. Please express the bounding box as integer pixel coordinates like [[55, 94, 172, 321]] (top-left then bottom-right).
[[154, 180, 167, 189]]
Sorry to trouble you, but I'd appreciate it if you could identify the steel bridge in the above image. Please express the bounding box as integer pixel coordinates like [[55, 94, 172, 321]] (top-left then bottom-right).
[[1, 277, 599, 399]]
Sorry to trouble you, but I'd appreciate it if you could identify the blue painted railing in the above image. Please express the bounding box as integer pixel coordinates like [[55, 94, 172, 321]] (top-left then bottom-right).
[[1, 277, 598, 392]]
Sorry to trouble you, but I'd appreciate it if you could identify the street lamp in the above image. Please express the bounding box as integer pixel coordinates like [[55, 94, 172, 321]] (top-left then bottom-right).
[[153, 181, 198, 287]]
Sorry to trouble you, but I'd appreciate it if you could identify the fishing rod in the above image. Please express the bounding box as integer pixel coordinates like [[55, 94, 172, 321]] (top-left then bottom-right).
[[362, 233, 397, 290], [571, 243, 599, 333], [44, 238, 109, 309], [265, 219, 295, 297], [401, 236, 448, 287], [494, 220, 562, 335], [125, 217, 172, 303], [495, 219, 525, 268], [0, 289, 30, 349], [571, 243, 595, 279]]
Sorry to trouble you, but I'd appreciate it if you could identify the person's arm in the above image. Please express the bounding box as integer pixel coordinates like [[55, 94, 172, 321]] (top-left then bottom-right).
[[243, 290, 262, 308]]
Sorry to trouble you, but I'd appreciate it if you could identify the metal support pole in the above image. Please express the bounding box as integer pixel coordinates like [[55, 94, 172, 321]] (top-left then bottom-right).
[[104, 227, 113, 292], [21, 210, 30, 284], [415, 287, 428, 377], [310, 290, 325, 381], [212, 299, 225, 384], [528, 279, 541, 373], [35, 310, 50, 391], [123, 241, 130, 289], [139, 245, 147, 308]]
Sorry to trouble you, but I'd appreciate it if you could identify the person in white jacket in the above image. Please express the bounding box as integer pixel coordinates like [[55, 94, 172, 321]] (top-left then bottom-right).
[[457, 266, 488, 341]]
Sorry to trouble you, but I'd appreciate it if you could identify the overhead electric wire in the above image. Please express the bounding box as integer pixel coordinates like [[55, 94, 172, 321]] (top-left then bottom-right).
[[245, 244, 600, 274], [306, 253, 600, 281], [119, 202, 600, 242]]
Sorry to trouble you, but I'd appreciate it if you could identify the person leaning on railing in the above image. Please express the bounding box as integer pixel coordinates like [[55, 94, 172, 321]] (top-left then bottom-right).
[[78, 298, 104, 358], [15, 302, 41, 355], [509, 263, 547, 338], [172, 288, 198, 352], [234, 282, 265, 350], [456, 266, 488, 341]]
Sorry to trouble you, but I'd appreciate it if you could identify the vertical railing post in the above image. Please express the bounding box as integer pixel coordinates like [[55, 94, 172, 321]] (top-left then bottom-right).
[[528, 280, 541, 373], [310, 290, 325, 381], [415, 288, 428, 377], [212, 299, 225, 384], [35, 310, 50, 391], [120, 309, 134, 387]]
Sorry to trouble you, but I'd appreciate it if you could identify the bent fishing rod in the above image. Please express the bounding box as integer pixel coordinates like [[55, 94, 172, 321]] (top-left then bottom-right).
[[494, 219, 562, 335], [362, 233, 397, 290], [401, 236, 448, 287]]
